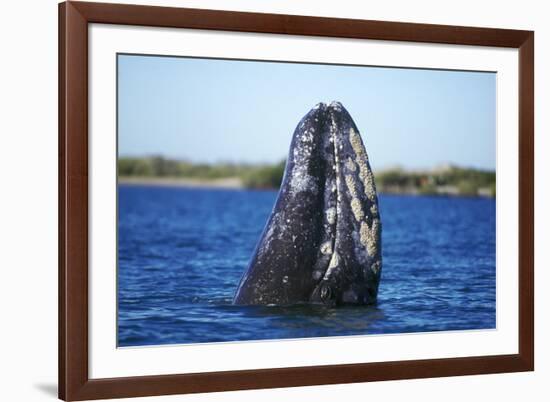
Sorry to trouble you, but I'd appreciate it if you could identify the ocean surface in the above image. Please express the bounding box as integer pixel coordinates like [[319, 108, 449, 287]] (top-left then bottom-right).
[[118, 185, 496, 347]]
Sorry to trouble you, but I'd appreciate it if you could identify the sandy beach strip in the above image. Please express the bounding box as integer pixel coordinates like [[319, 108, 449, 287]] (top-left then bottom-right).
[[118, 176, 245, 189]]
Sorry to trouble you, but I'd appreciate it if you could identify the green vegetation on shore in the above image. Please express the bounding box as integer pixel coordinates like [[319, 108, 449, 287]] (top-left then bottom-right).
[[376, 166, 496, 197], [118, 157, 495, 197], [118, 156, 286, 189]]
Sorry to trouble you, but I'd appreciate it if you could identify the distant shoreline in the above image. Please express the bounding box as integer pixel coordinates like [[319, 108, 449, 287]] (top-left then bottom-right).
[[119, 176, 245, 189], [119, 176, 494, 198], [118, 157, 495, 197]]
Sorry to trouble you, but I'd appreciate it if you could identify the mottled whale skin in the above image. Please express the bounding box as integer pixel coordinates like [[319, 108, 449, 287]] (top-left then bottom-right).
[[233, 102, 382, 306]]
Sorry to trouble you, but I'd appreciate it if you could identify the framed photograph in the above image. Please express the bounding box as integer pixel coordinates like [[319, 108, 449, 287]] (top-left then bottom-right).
[[59, 1, 534, 400]]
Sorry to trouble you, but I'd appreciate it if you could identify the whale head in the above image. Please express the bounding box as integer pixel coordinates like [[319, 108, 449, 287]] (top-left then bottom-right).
[[233, 102, 382, 306]]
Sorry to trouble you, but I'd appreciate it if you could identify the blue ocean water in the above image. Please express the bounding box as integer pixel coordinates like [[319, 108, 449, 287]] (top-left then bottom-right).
[[117, 185, 496, 347]]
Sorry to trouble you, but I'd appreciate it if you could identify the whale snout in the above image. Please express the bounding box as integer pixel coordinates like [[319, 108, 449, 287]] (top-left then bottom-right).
[[233, 102, 382, 306]]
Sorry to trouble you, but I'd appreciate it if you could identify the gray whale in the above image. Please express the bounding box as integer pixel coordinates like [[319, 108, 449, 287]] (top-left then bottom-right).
[[233, 102, 382, 306]]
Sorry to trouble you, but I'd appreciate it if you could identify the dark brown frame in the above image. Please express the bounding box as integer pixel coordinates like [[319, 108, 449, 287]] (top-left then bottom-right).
[[59, 1, 534, 400]]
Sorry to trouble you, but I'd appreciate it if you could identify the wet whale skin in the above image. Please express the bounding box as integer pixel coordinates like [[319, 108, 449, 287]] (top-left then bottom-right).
[[233, 102, 382, 306]]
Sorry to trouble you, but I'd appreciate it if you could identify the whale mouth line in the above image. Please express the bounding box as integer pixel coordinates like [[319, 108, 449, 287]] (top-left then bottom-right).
[[314, 107, 343, 295]]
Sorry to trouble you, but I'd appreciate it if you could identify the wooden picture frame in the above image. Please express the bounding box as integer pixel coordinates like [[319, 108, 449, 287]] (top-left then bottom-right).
[[59, 1, 534, 400]]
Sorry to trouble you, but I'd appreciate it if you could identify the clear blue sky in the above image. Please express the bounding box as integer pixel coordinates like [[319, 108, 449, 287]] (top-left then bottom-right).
[[118, 54, 496, 170]]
